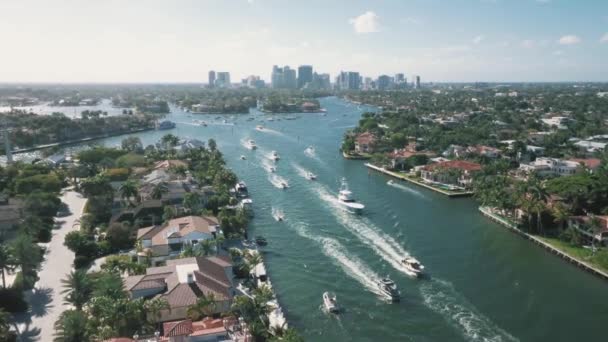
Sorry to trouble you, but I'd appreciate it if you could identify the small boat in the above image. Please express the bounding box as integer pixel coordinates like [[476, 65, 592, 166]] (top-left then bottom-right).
[[270, 151, 280, 161], [269, 166, 276, 173], [235, 181, 249, 197], [273, 212, 284, 222], [377, 277, 400, 302], [306, 172, 317, 180], [305, 146, 315, 154], [246, 117, 255, 121], [240, 155, 246, 160], [255, 236, 268, 246], [279, 181, 289, 189], [246, 140, 257, 150], [215, 116, 222, 120], [323, 292, 339, 313], [256, 125, 265, 131], [200, 121, 207, 127], [401, 257, 425, 277], [387, 180, 394, 185], [337, 178, 365, 213]]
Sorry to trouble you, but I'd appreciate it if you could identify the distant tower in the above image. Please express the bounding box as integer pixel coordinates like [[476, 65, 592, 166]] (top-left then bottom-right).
[[415, 75, 421, 89], [208, 70, 216, 87], [0, 118, 13, 164]]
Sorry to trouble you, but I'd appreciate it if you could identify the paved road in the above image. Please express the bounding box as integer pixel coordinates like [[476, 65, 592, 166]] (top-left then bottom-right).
[[14, 189, 86, 342]]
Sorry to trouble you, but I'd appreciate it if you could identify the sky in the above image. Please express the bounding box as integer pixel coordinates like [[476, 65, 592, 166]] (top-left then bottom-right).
[[0, 0, 607, 83]]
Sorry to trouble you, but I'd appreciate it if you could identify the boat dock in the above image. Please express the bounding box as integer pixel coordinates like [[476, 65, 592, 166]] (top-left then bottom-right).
[[479, 206, 608, 282], [364, 163, 474, 198]]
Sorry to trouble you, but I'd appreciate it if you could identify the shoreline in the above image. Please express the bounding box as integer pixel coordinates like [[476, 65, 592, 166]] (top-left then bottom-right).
[[479, 206, 608, 282], [365, 163, 474, 197]]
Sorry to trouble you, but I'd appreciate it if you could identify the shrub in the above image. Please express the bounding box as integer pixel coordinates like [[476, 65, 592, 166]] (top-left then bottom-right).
[[15, 174, 62, 194], [116, 153, 147, 168], [74, 255, 94, 269], [36, 228, 52, 242], [0, 288, 28, 313], [12, 270, 38, 291], [104, 168, 131, 181]]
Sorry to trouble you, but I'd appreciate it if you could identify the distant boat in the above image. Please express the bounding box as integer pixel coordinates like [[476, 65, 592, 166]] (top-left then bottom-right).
[[270, 151, 280, 161], [377, 276, 400, 302], [337, 178, 364, 213], [240, 155, 246, 160], [246, 140, 257, 150], [256, 125, 265, 131], [306, 172, 317, 180], [255, 236, 268, 246], [323, 292, 339, 313], [401, 257, 425, 277]]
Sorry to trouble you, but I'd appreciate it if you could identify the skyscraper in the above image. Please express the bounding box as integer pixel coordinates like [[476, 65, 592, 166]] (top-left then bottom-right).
[[271, 65, 297, 89], [377, 75, 391, 90], [215, 72, 231, 88], [271, 65, 283, 89], [208, 70, 216, 87], [415, 75, 421, 88], [297, 65, 313, 88], [395, 73, 405, 83]]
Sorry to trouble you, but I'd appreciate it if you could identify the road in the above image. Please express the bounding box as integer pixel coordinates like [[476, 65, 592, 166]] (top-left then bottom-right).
[[14, 189, 86, 342]]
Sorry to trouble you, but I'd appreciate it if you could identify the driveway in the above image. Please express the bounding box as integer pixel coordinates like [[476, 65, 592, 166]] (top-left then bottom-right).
[[13, 189, 86, 342]]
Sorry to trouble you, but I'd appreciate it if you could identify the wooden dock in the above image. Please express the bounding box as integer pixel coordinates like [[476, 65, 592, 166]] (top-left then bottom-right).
[[365, 163, 474, 198], [479, 206, 608, 282]]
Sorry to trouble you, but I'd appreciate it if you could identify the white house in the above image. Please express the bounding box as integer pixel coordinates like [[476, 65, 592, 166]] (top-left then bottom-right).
[[518, 157, 580, 177]]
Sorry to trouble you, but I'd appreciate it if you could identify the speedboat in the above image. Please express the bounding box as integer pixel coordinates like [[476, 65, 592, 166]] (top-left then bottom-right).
[[323, 292, 339, 313], [255, 236, 268, 246], [235, 181, 249, 197], [269, 166, 276, 173], [306, 172, 317, 180], [401, 257, 425, 277], [337, 178, 365, 213], [387, 180, 394, 185], [377, 277, 400, 302], [270, 151, 280, 161], [256, 125, 265, 131], [200, 121, 207, 127], [279, 181, 289, 189], [246, 140, 257, 150], [240, 155, 246, 160]]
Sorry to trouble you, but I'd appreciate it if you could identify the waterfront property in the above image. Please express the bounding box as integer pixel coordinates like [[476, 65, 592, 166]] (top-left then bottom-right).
[[124, 256, 236, 322], [420, 160, 482, 189], [568, 215, 608, 244], [137, 215, 220, 264], [354, 132, 377, 154]]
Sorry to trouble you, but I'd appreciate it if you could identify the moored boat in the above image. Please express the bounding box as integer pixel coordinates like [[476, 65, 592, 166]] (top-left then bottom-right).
[[306, 172, 317, 180]]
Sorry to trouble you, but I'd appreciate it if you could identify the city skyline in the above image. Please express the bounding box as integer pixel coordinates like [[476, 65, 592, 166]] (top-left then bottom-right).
[[0, 0, 607, 83]]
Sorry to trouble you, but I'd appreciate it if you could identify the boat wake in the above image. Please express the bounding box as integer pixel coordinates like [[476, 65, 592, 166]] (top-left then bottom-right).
[[291, 222, 383, 297], [260, 158, 277, 173], [420, 279, 519, 342], [292, 163, 312, 179], [312, 184, 418, 277], [257, 126, 284, 136], [387, 180, 428, 200], [268, 174, 289, 189], [271, 207, 284, 221]]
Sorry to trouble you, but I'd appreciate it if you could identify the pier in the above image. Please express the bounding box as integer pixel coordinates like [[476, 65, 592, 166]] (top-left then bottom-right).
[[365, 163, 474, 197], [479, 206, 608, 282]]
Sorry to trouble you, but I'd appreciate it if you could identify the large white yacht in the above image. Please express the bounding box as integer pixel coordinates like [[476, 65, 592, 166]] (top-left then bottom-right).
[[337, 178, 365, 213], [245, 140, 257, 150], [401, 257, 425, 277], [323, 292, 339, 313], [377, 277, 400, 302]]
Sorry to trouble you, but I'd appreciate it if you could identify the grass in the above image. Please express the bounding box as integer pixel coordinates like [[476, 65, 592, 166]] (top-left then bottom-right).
[[537, 236, 608, 274]]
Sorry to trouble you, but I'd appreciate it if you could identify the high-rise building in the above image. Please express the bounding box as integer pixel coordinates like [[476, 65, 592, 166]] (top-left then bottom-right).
[[208, 71, 216, 87], [271, 65, 283, 88], [415, 75, 421, 88], [395, 73, 405, 83], [215, 72, 231, 88], [271, 65, 297, 89], [336, 71, 360, 90], [377, 75, 392, 90], [297, 65, 313, 88]]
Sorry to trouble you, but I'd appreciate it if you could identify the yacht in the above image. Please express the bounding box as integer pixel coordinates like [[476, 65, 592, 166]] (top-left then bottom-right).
[[323, 292, 339, 313], [337, 178, 365, 213], [306, 172, 317, 180], [305, 146, 315, 154], [245, 140, 257, 150], [377, 277, 400, 302], [401, 257, 425, 277], [387, 180, 394, 185], [273, 211, 284, 222], [270, 151, 280, 161], [200, 121, 207, 127]]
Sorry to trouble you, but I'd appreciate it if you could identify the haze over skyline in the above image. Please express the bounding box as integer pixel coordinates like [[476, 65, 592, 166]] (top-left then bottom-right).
[[1, 0, 607, 83]]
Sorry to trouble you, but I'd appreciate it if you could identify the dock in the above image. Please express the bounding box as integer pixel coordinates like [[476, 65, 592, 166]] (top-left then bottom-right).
[[365, 163, 474, 197], [479, 206, 608, 282]]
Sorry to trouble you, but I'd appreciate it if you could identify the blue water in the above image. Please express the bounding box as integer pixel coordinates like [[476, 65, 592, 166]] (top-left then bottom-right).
[[29, 97, 608, 341]]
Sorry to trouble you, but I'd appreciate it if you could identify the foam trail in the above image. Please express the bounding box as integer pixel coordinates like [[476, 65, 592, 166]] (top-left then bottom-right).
[[420, 279, 519, 342], [268, 173, 289, 189], [271, 207, 284, 221], [304, 146, 316, 158], [387, 181, 428, 200], [312, 183, 418, 276], [256, 126, 284, 136], [292, 163, 311, 179], [290, 222, 383, 296]]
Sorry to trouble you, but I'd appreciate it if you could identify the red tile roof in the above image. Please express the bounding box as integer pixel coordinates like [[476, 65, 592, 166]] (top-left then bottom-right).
[[164, 319, 193, 337], [356, 132, 376, 145], [568, 158, 601, 170], [424, 160, 482, 172]]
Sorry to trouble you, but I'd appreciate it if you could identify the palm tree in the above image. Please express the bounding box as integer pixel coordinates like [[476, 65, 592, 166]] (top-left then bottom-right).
[[0, 244, 14, 288], [214, 235, 226, 255], [200, 239, 214, 256], [551, 202, 571, 232], [180, 244, 195, 258], [61, 270, 93, 311], [54, 309, 90, 342], [119, 180, 139, 206], [244, 251, 262, 268], [144, 298, 169, 330], [150, 182, 169, 200], [183, 192, 201, 213], [161, 134, 180, 149], [0, 308, 14, 342], [10, 234, 41, 289], [253, 285, 274, 303], [186, 294, 217, 320]]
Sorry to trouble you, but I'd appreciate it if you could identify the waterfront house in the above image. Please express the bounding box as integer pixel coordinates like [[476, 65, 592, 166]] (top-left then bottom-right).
[[421, 160, 482, 188], [442, 144, 467, 158], [175, 139, 206, 154], [568, 158, 601, 173], [154, 159, 188, 171], [567, 216, 608, 244], [388, 142, 435, 170], [137, 215, 220, 265], [518, 157, 580, 177], [574, 140, 607, 154], [124, 256, 235, 322], [354, 132, 377, 154], [466, 145, 501, 159]]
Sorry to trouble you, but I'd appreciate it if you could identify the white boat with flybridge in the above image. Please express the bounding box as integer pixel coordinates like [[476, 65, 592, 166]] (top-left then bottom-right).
[[323, 292, 339, 313], [377, 276, 400, 302], [270, 151, 280, 161], [337, 178, 365, 213], [245, 140, 257, 150], [401, 257, 425, 277], [306, 172, 317, 180]]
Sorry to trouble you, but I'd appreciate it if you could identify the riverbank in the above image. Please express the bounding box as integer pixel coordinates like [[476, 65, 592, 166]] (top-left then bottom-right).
[[479, 206, 608, 281], [10, 127, 155, 155], [365, 163, 474, 197], [342, 151, 371, 160]]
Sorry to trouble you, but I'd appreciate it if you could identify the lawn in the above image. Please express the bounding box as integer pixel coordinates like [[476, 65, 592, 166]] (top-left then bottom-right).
[[537, 236, 608, 274]]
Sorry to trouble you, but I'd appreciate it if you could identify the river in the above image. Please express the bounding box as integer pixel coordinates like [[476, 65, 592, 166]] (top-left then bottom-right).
[[21, 97, 608, 341]]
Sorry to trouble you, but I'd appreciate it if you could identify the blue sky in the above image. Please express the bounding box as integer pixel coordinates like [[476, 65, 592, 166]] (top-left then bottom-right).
[[0, 0, 606, 82]]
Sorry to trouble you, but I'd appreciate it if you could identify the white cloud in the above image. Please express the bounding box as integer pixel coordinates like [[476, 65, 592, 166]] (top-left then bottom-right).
[[558, 34, 581, 45], [472, 35, 485, 44], [601, 33, 608, 43], [349, 11, 380, 34]]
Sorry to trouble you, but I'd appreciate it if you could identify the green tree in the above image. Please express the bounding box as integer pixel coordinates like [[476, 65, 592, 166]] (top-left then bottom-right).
[[61, 270, 93, 311], [10, 234, 41, 290], [183, 192, 201, 213], [53, 309, 90, 342], [0, 308, 15, 342], [119, 180, 139, 206], [0, 245, 14, 289], [150, 182, 169, 200], [186, 294, 217, 320], [121, 136, 143, 153]]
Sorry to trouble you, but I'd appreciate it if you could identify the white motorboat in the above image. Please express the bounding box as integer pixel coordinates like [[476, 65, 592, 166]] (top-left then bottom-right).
[[306, 172, 317, 180], [240, 155, 246, 160], [200, 121, 207, 127], [246, 140, 257, 150], [235, 181, 248, 197], [401, 257, 425, 277], [279, 181, 289, 189], [268, 165, 276, 173], [270, 151, 280, 161], [323, 292, 339, 313], [337, 178, 365, 213], [305, 146, 315, 153], [273, 209, 284, 222], [387, 180, 394, 185], [256, 125, 265, 131], [377, 277, 400, 302]]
